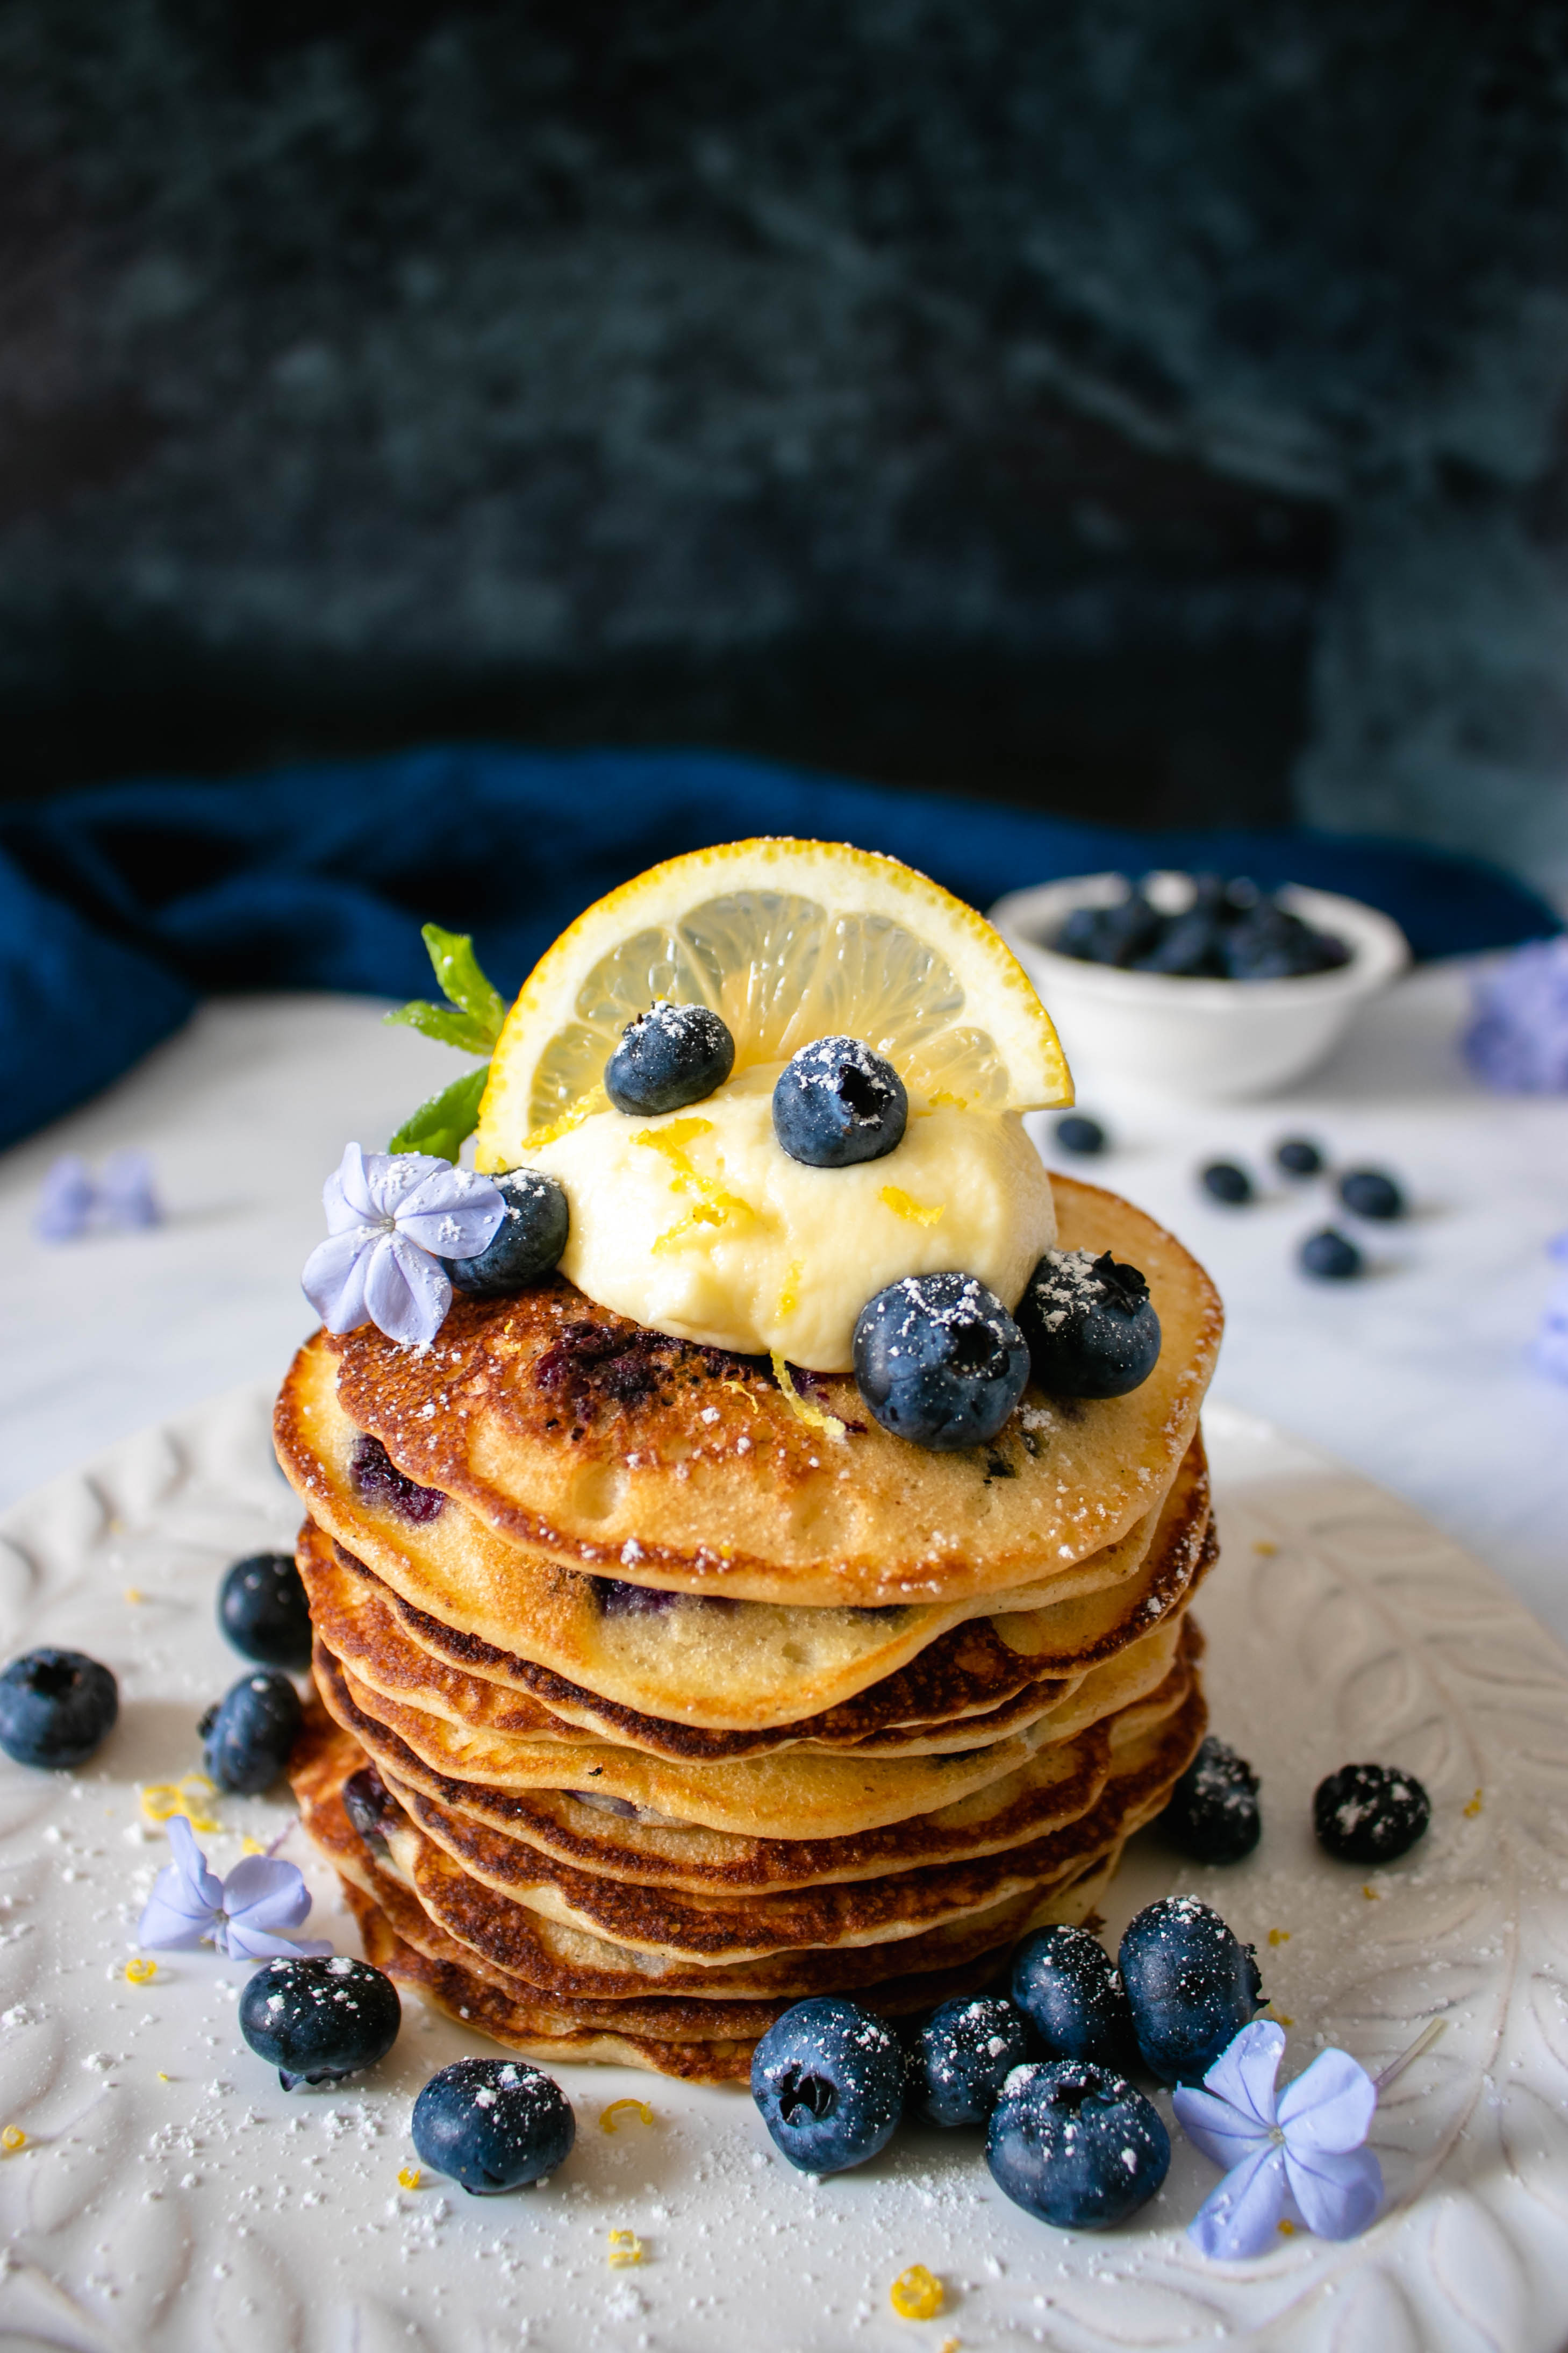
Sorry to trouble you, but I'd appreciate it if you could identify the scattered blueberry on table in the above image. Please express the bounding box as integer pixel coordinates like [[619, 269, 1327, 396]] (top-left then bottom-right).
[[0, 1648, 118, 1768], [751, 1996, 906, 2173], [1016, 1249, 1162, 1399], [201, 1669, 303, 1794], [1200, 1161, 1254, 1206], [1313, 1763, 1431, 1864], [1337, 1167, 1406, 1221], [1053, 1113, 1107, 1157], [1299, 1227, 1364, 1281], [412, 2057, 576, 2193], [1010, 1922, 1137, 2069], [604, 1002, 735, 1116], [986, 2060, 1170, 2228], [1275, 1137, 1325, 1178], [446, 1168, 569, 1294], [239, 1953, 402, 2090], [772, 1036, 908, 1167], [1161, 1736, 1262, 1864], [1119, 1897, 1265, 2084], [853, 1272, 1030, 1450], [218, 1551, 312, 1670], [910, 1994, 1030, 2128]]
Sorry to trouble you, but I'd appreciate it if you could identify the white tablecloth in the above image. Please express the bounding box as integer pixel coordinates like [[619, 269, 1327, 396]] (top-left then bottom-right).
[[2, 964, 1565, 1638]]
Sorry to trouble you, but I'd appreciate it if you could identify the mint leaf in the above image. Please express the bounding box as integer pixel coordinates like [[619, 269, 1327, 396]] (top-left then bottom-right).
[[419, 924, 506, 1046], [388, 1064, 490, 1163], [385, 999, 497, 1054]]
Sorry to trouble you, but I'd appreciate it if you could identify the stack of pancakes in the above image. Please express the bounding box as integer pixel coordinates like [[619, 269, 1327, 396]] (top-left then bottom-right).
[[277, 1175, 1223, 2081]]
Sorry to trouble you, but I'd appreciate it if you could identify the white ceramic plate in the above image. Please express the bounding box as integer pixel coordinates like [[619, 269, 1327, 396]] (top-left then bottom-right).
[[3, 1389, 1567, 2353]]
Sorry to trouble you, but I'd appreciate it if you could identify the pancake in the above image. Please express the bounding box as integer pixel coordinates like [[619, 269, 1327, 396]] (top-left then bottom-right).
[[295, 1437, 1211, 1759], [314, 1604, 1190, 1844], [277, 1342, 1181, 1731], [304, 1174, 1221, 1606]]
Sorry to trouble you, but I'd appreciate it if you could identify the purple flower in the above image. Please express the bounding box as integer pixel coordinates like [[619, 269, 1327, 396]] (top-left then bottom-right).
[[137, 1816, 331, 1963], [1464, 938, 1568, 1093], [300, 1142, 505, 1349], [35, 1154, 94, 1242], [99, 1148, 162, 1229], [1174, 2019, 1382, 2260]]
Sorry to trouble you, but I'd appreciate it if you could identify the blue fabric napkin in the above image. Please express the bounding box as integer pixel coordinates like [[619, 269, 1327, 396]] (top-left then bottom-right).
[[1, 743, 1556, 1153]]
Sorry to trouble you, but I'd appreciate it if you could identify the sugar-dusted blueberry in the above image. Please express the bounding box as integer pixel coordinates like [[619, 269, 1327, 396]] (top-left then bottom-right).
[[751, 1995, 905, 2174], [1337, 1167, 1405, 1221], [1300, 1226, 1363, 1280], [1313, 1762, 1430, 1865], [911, 1995, 1030, 2128], [201, 1670, 302, 1794], [218, 1551, 312, 1670], [1161, 1736, 1262, 1865], [1009, 1923, 1135, 2068], [986, 2060, 1170, 2228], [1275, 1137, 1325, 1178], [605, 1001, 735, 1117], [1119, 1896, 1265, 2085], [1015, 1249, 1161, 1400], [413, 2056, 576, 2193], [0, 1648, 118, 1769], [446, 1169, 568, 1294], [239, 1953, 402, 2090], [1053, 1113, 1107, 1157], [772, 1036, 907, 1169], [1201, 1161, 1254, 1205], [853, 1272, 1029, 1452]]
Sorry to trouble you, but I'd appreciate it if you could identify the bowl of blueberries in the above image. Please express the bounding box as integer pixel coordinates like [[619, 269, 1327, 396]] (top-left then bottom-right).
[[991, 871, 1408, 1100]]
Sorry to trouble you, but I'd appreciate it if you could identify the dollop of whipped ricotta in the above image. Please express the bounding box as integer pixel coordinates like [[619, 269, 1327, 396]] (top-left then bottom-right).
[[522, 1064, 1056, 1371]]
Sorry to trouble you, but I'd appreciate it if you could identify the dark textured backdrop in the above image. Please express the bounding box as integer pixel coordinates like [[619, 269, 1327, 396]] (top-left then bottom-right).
[[2, 4, 1567, 877]]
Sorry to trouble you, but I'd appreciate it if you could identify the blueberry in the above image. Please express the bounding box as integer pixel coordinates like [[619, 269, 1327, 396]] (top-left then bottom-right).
[[0, 1649, 118, 1769], [1015, 1250, 1161, 1400], [218, 1551, 312, 1670], [604, 1001, 734, 1116], [853, 1272, 1029, 1452], [750, 1996, 905, 2174], [1337, 1167, 1405, 1221], [1053, 1114, 1107, 1157], [1201, 1162, 1253, 1205], [200, 1670, 302, 1794], [1161, 1736, 1262, 1865], [772, 1037, 908, 1168], [1119, 1898, 1265, 2084], [349, 1434, 446, 1524], [1299, 1227, 1363, 1280], [412, 2056, 576, 2193], [1009, 1924, 1136, 2067], [911, 1995, 1030, 2128], [1313, 1763, 1430, 1864], [239, 1953, 402, 2091], [447, 1169, 569, 1294], [1275, 1137, 1324, 1178], [986, 2060, 1170, 2228], [1134, 909, 1225, 977]]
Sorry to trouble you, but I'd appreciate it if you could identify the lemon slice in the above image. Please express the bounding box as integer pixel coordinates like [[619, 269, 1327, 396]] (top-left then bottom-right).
[[475, 838, 1071, 1166]]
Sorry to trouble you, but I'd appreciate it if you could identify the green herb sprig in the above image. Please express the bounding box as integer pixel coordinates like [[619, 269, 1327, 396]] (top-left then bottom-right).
[[385, 924, 507, 1161]]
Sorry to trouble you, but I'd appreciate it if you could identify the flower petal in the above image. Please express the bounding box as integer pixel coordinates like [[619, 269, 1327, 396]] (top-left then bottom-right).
[[1203, 2019, 1286, 2130], [1277, 2046, 1378, 2154], [362, 1150, 451, 1220], [1171, 2083, 1273, 2172], [302, 1229, 374, 1334], [137, 1815, 225, 1950], [395, 1166, 504, 1259], [363, 1229, 452, 1349], [328, 1142, 377, 1227], [218, 1920, 333, 1962], [1187, 2142, 1290, 2262], [1283, 2141, 1383, 2240], [220, 1856, 313, 1933]]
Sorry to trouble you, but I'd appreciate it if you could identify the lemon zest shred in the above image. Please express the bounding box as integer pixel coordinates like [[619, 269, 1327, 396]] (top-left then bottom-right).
[[521, 1083, 609, 1152], [241, 1836, 267, 1856], [879, 1184, 944, 1228], [890, 2264, 944, 2320], [1362, 1884, 1380, 1900], [1277, 2217, 1297, 2235], [141, 1774, 221, 1834], [124, 1587, 143, 1604], [722, 1378, 759, 1414], [927, 1089, 968, 1110], [1254, 1538, 1280, 1557], [939, 2340, 961, 2353], [637, 1119, 761, 1247], [1, 2126, 25, 2153], [606, 2228, 643, 2268], [770, 1353, 845, 1442], [1268, 1928, 1291, 1948], [599, 2098, 654, 2135], [124, 1956, 157, 1984], [1464, 1788, 1484, 1818], [397, 2164, 422, 2190], [1276, 2015, 1294, 2028], [156, 2072, 171, 2082], [776, 1259, 803, 1319]]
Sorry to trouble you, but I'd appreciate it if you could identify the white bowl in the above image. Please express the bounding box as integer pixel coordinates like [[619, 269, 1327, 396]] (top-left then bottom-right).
[[990, 871, 1409, 1101]]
